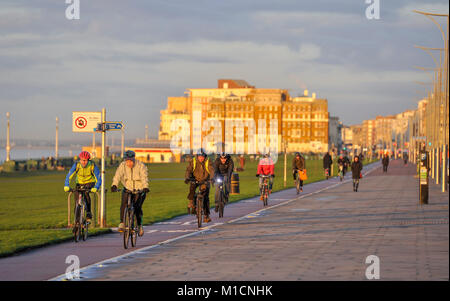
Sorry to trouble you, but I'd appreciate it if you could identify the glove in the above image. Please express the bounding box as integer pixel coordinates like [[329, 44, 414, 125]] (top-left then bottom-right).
[[184, 179, 190, 184], [91, 188, 97, 193], [143, 188, 150, 194], [111, 185, 118, 192], [272, 174, 275, 178], [256, 174, 259, 178], [64, 186, 70, 192]]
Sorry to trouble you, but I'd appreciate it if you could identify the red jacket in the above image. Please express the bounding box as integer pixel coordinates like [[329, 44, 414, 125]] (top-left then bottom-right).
[[257, 158, 274, 175]]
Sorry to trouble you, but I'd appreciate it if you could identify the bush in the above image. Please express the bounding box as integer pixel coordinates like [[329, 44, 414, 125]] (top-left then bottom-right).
[[1, 161, 16, 173], [26, 160, 38, 171]]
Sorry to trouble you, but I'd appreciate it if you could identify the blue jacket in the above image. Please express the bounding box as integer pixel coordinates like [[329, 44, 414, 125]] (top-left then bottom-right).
[[64, 161, 102, 189]]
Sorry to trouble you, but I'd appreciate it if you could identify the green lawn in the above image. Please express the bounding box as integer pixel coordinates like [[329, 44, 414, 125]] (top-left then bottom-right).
[[0, 155, 377, 257]]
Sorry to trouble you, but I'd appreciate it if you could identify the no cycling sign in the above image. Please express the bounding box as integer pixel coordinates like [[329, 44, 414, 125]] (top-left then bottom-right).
[[72, 111, 102, 132]]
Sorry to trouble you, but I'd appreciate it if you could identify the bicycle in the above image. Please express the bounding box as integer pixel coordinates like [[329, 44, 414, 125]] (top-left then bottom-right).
[[191, 180, 209, 228], [215, 176, 226, 218], [294, 170, 303, 195], [259, 175, 271, 207], [68, 186, 91, 242], [113, 188, 144, 249]]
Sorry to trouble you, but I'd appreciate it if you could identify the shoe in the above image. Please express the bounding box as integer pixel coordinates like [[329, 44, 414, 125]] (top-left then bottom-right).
[[203, 216, 211, 223], [138, 225, 144, 237], [187, 200, 195, 214], [260, 195, 263, 201], [300, 188, 303, 192], [118, 222, 125, 232], [86, 212, 92, 223]]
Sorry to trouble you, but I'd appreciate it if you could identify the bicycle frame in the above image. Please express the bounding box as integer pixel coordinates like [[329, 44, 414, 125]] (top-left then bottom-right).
[[120, 188, 144, 249], [259, 175, 270, 206], [192, 180, 208, 227]]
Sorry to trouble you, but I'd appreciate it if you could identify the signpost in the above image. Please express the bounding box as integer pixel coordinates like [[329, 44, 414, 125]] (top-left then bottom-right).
[[72, 109, 123, 228]]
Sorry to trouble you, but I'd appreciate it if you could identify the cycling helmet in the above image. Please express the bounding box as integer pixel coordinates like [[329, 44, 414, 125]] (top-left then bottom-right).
[[124, 150, 136, 160], [295, 152, 301, 157], [79, 151, 91, 160], [196, 149, 207, 158], [219, 152, 227, 158]]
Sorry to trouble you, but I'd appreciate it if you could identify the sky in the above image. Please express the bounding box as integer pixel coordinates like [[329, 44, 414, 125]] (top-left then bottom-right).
[[0, 0, 448, 142]]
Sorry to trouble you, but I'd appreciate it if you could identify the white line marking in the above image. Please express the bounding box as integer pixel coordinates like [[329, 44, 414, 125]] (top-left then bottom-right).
[[155, 222, 182, 225]]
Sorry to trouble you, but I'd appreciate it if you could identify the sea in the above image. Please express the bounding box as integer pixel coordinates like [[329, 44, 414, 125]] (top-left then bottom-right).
[[0, 147, 82, 163]]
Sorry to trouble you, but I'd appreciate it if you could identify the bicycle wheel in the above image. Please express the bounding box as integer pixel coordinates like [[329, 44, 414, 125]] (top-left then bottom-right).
[[131, 211, 137, 247], [263, 186, 268, 207], [81, 205, 88, 241], [197, 195, 202, 228], [74, 205, 81, 242], [218, 191, 224, 218], [123, 208, 130, 249]]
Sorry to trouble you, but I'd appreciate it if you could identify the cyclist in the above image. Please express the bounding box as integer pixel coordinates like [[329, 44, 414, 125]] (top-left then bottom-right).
[[213, 152, 234, 211], [111, 150, 149, 237], [337, 154, 349, 177], [184, 151, 215, 223], [256, 153, 275, 200], [64, 151, 101, 223], [292, 152, 306, 192]]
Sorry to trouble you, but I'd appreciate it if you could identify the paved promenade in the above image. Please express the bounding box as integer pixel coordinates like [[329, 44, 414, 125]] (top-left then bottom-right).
[[0, 162, 379, 281], [77, 160, 449, 281]]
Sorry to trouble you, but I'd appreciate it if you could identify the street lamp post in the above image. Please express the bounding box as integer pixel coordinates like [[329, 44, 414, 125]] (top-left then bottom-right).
[[55, 117, 59, 160], [6, 112, 11, 162], [414, 45, 444, 185], [414, 10, 449, 191]]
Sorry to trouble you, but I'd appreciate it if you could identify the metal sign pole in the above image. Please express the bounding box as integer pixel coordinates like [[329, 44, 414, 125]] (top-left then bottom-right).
[[100, 108, 106, 227]]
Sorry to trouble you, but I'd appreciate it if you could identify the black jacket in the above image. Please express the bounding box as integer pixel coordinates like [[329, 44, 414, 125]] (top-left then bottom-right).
[[213, 155, 234, 179], [382, 156, 389, 166], [351, 161, 363, 179], [323, 153, 333, 169], [292, 156, 306, 170]]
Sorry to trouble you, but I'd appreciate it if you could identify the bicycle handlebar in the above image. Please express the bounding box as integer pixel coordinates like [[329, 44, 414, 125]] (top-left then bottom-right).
[[111, 188, 145, 194], [66, 187, 94, 193]]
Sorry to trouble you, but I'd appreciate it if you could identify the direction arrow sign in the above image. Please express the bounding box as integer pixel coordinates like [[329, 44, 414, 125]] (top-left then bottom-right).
[[95, 121, 124, 131], [105, 122, 123, 130]]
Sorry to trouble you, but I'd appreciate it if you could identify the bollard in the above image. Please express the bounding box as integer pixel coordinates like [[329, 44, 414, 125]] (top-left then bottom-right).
[[230, 173, 240, 195]]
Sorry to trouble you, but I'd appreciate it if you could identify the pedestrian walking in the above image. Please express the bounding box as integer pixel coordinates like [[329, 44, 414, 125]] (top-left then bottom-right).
[[351, 156, 363, 192], [382, 154, 389, 173]]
